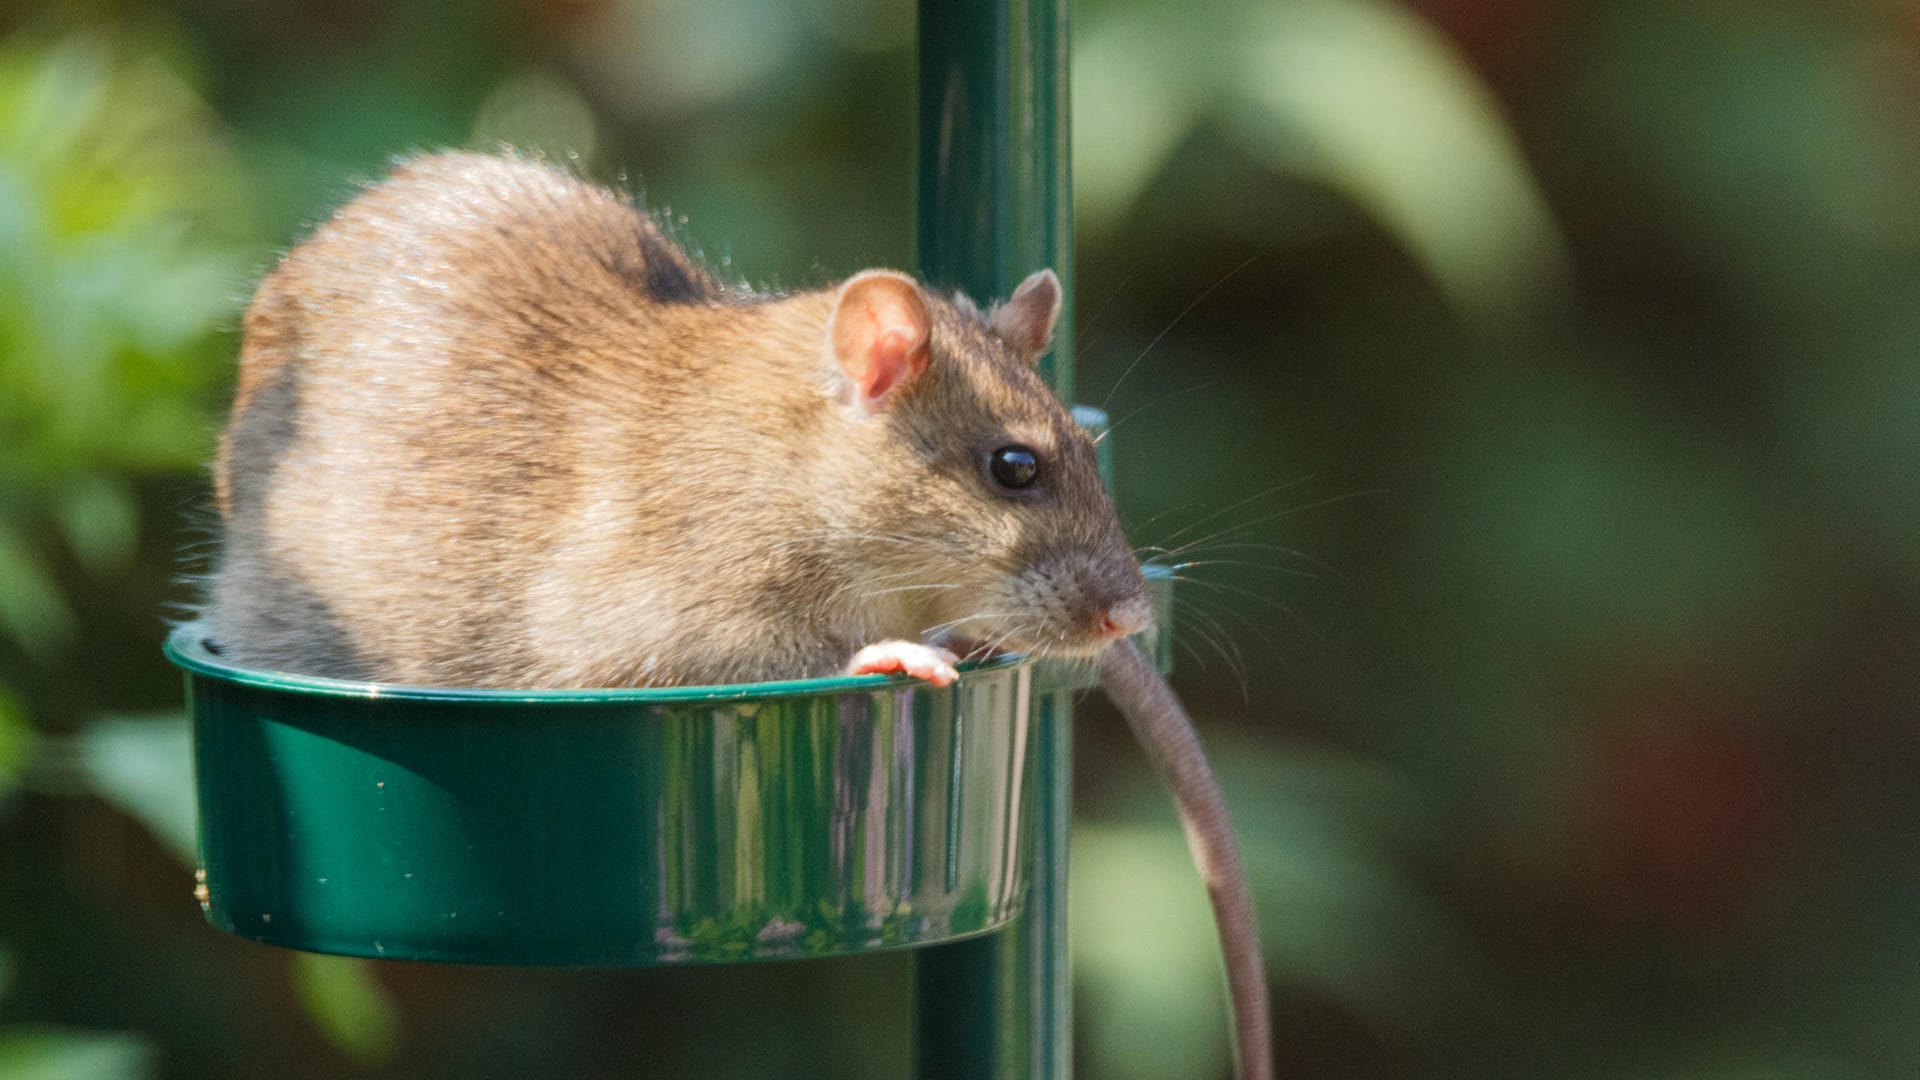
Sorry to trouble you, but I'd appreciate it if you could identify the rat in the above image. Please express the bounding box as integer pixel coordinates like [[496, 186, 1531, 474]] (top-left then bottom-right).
[[202, 151, 1271, 1079]]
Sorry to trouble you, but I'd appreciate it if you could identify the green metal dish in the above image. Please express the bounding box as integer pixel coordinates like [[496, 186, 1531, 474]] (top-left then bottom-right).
[[169, 630, 1037, 966]]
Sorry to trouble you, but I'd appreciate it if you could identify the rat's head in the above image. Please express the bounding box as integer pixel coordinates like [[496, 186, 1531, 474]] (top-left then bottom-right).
[[822, 268, 1153, 659]]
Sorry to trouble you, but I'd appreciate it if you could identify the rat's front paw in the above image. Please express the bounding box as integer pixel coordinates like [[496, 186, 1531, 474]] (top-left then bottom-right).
[[847, 641, 961, 687]]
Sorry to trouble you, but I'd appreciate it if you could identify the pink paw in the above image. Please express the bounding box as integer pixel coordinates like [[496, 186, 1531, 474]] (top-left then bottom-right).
[[847, 641, 961, 687]]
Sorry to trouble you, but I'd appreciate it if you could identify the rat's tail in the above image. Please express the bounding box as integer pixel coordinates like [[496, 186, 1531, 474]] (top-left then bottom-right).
[[1100, 637, 1274, 1080]]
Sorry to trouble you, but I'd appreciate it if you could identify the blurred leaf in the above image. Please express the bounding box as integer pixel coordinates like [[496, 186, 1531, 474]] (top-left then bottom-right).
[[0, 521, 75, 656], [1227, 0, 1569, 321], [800, 0, 912, 53], [0, 33, 254, 665], [0, 1029, 155, 1080], [571, 0, 805, 119], [290, 954, 400, 1066], [1564, 3, 1920, 308], [1081, 735, 1497, 1074], [1429, 367, 1780, 665], [1777, 309, 1920, 590], [1076, 0, 1567, 323], [1073, 823, 1235, 1080], [1215, 743, 1493, 1028], [471, 69, 600, 168], [53, 476, 137, 573], [76, 713, 195, 866], [0, 691, 33, 799], [1074, 13, 1205, 227], [1631, 1057, 1877, 1080]]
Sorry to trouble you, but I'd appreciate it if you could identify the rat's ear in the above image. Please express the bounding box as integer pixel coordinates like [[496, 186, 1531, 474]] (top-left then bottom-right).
[[830, 270, 932, 415], [988, 269, 1061, 362]]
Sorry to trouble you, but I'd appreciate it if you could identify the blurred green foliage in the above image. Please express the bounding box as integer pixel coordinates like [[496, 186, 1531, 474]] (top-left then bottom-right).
[[0, 1028, 154, 1080], [1, 0, 1918, 1077], [0, 32, 254, 657]]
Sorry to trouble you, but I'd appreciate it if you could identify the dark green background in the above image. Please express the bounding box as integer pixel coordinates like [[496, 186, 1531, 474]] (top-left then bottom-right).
[[1, 0, 1916, 1077]]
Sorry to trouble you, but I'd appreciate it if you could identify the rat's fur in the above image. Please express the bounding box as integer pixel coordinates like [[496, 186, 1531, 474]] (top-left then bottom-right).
[[206, 152, 1150, 687]]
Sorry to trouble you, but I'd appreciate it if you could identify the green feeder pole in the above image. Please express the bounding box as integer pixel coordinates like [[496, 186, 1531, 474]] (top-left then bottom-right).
[[913, 2, 1075, 1078]]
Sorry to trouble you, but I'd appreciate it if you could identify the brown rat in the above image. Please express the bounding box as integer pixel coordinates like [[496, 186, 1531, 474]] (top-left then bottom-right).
[[207, 151, 1151, 687], [203, 151, 1270, 1078]]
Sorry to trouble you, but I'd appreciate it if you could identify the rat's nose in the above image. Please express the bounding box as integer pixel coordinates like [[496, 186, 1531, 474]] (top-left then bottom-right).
[[1098, 595, 1153, 640]]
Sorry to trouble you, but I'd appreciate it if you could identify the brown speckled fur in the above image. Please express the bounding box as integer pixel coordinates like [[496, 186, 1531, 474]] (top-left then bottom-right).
[[206, 151, 1149, 688]]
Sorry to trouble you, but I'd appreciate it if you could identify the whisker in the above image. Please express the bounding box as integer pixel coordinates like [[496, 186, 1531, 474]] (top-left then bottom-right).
[[1187, 601, 1253, 694], [1170, 558, 1318, 581], [1175, 600, 1238, 677], [1173, 635, 1210, 676], [855, 567, 934, 587], [1183, 591, 1288, 685], [1176, 576, 1327, 656], [1153, 474, 1317, 549], [1175, 605, 1247, 698], [1158, 540, 1357, 586], [1099, 255, 1258, 411], [980, 622, 1031, 660], [1093, 380, 1217, 446], [1126, 501, 1204, 544], [859, 583, 963, 599], [1073, 272, 1135, 360], [1144, 488, 1388, 574], [1186, 488, 1390, 547], [923, 611, 1026, 638], [1173, 574, 1291, 616]]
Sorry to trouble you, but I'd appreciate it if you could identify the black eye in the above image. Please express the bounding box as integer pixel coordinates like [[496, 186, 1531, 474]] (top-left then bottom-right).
[[988, 445, 1040, 491]]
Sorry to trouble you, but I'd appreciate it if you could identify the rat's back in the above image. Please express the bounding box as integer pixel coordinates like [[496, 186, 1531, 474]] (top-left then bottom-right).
[[204, 152, 1147, 692], [206, 153, 723, 684]]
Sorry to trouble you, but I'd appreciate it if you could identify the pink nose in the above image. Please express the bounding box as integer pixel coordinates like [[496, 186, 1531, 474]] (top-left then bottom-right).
[[1099, 600, 1151, 640]]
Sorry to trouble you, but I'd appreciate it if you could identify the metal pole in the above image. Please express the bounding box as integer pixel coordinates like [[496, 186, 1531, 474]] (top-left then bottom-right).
[[912, 2, 1074, 1078], [914, 0, 1074, 399]]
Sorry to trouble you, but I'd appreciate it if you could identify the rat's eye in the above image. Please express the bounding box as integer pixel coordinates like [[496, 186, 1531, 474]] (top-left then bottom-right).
[[988, 445, 1041, 491]]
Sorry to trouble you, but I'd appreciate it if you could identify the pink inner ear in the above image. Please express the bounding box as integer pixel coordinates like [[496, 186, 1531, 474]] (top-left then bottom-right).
[[862, 328, 926, 402], [832, 271, 931, 411], [992, 270, 1061, 356]]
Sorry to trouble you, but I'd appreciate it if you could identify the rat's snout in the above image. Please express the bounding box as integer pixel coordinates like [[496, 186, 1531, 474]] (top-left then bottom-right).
[[1098, 592, 1154, 641], [980, 545, 1154, 657], [1016, 550, 1153, 654]]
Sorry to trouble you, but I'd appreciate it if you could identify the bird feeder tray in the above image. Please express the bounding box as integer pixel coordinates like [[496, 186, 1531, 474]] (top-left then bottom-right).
[[168, 631, 1038, 967]]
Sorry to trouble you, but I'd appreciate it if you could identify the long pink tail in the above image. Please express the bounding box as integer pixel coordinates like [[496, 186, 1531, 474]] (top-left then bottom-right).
[[1101, 638, 1274, 1080]]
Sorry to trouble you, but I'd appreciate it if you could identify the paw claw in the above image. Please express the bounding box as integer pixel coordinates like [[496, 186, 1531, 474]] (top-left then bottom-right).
[[848, 641, 961, 686]]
